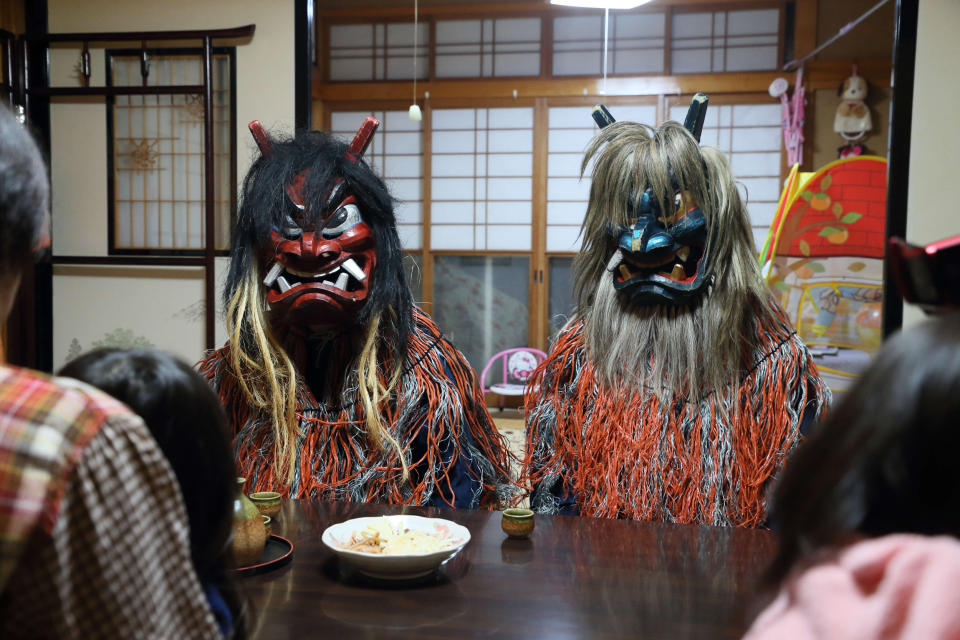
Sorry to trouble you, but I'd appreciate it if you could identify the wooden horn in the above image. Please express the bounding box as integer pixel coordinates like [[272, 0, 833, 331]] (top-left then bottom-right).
[[683, 93, 709, 143], [591, 104, 616, 129], [347, 116, 380, 159], [248, 120, 273, 156]]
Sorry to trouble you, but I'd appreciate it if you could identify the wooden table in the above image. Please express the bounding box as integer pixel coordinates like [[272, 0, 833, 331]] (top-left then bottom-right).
[[241, 500, 775, 639]]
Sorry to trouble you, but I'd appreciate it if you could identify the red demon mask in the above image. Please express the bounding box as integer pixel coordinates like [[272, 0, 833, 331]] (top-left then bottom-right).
[[251, 118, 379, 329]]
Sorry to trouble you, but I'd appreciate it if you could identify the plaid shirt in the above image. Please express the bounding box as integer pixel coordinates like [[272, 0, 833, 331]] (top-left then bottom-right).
[[0, 365, 220, 638]]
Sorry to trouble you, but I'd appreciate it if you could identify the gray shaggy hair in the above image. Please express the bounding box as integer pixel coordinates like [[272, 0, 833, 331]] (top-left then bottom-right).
[[575, 120, 777, 402], [0, 104, 48, 275]]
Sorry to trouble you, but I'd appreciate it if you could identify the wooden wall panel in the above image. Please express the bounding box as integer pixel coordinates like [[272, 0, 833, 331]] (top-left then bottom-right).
[[0, 0, 25, 34], [816, 0, 894, 61]]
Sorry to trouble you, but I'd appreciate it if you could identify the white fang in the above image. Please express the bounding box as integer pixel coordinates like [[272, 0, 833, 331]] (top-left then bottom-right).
[[277, 276, 292, 293], [341, 258, 365, 281], [263, 262, 284, 287], [335, 272, 350, 290], [606, 249, 624, 273]]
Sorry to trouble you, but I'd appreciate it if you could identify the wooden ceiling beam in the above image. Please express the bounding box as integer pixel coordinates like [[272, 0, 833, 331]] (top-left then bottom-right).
[[314, 58, 891, 101], [317, 0, 784, 19]]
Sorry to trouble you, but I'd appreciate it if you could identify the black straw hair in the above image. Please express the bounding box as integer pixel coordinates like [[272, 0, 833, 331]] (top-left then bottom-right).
[[58, 348, 246, 637], [765, 314, 960, 587], [226, 129, 413, 360]]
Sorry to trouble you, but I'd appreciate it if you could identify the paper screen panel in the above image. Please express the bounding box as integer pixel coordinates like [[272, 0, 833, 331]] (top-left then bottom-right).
[[331, 110, 424, 250], [110, 52, 232, 252], [670, 102, 782, 249], [431, 107, 533, 250], [671, 8, 779, 73], [329, 22, 429, 81], [553, 12, 665, 76], [435, 18, 541, 78], [546, 103, 656, 252]]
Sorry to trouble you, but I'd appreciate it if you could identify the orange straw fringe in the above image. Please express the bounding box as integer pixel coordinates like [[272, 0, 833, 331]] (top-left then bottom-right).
[[522, 309, 827, 527], [200, 309, 515, 508]]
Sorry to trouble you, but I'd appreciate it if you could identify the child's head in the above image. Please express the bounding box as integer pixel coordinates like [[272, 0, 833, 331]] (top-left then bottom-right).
[[766, 314, 960, 584], [58, 348, 236, 580]]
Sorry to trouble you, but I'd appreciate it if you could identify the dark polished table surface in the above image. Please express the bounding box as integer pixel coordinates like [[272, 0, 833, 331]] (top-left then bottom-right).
[[240, 500, 775, 639]]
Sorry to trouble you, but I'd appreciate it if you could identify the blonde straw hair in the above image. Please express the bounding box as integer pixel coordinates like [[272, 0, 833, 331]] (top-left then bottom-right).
[[225, 269, 409, 485]]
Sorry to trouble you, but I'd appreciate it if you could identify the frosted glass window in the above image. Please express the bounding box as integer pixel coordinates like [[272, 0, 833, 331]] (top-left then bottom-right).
[[671, 8, 779, 73], [329, 22, 429, 81], [330, 110, 424, 250], [546, 103, 656, 252], [431, 107, 533, 250], [548, 256, 575, 338], [403, 253, 423, 303], [669, 102, 781, 247], [109, 50, 233, 253], [433, 255, 530, 370], [553, 12, 665, 76], [435, 18, 541, 78]]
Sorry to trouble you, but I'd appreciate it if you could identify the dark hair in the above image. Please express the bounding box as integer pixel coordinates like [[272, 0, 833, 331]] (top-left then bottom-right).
[[226, 129, 413, 358], [765, 314, 960, 586], [58, 348, 245, 636], [0, 103, 49, 274]]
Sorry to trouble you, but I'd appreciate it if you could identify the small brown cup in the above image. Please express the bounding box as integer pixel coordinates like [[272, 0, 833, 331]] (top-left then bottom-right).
[[501, 508, 535, 539], [250, 491, 282, 517], [262, 515, 272, 537]]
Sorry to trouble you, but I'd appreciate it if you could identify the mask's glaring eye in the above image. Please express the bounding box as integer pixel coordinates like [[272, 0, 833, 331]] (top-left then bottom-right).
[[279, 213, 303, 239], [322, 203, 362, 238]]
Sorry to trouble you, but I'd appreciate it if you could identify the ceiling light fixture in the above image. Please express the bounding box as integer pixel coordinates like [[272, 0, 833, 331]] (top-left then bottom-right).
[[550, 0, 651, 9]]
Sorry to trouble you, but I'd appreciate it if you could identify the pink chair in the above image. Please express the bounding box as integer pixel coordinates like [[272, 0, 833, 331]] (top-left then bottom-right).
[[479, 347, 548, 411]]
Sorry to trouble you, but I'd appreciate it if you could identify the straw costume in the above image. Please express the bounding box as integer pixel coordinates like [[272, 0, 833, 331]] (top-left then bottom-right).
[[199, 118, 513, 508], [522, 97, 829, 526]]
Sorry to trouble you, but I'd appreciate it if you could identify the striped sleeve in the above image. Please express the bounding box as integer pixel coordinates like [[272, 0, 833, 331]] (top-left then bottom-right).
[[0, 411, 221, 639]]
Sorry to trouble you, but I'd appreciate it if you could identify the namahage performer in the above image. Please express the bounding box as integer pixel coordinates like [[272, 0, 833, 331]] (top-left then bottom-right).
[[198, 117, 514, 508], [522, 96, 830, 526]]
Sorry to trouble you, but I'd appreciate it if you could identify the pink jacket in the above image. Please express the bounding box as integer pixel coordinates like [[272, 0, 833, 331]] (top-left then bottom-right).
[[744, 534, 960, 640]]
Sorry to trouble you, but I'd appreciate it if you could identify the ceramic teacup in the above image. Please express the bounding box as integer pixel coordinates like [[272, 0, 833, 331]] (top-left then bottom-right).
[[501, 508, 535, 539], [262, 515, 272, 537], [250, 491, 282, 517]]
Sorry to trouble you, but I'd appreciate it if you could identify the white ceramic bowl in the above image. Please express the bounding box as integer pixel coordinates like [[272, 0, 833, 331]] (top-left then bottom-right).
[[322, 515, 471, 580]]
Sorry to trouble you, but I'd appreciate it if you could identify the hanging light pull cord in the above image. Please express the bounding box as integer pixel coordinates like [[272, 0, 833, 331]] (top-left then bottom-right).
[[602, 8, 609, 95], [413, 0, 418, 104]]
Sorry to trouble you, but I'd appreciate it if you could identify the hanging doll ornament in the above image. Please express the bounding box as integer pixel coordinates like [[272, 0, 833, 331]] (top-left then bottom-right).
[[198, 118, 514, 508], [521, 95, 830, 527], [835, 71, 872, 158], [769, 68, 805, 167]]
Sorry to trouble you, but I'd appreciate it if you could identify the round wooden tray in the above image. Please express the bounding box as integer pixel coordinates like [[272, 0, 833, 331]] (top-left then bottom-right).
[[236, 534, 294, 576]]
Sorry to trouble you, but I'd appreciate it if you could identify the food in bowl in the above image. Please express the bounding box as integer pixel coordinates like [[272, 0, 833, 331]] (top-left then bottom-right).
[[337, 516, 463, 554], [322, 515, 471, 580]]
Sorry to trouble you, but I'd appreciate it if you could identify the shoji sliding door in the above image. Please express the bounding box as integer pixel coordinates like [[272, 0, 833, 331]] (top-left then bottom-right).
[[430, 106, 534, 368], [545, 101, 657, 337], [668, 99, 783, 250]]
